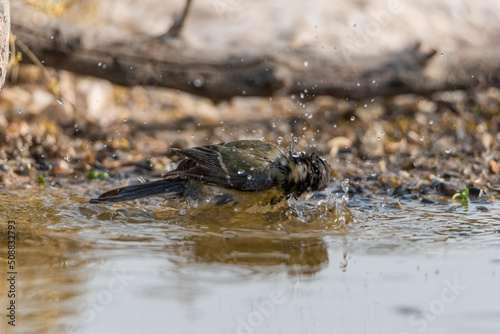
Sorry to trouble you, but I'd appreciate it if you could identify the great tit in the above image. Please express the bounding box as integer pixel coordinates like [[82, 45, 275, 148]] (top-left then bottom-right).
[[90, 140, 330, 206]]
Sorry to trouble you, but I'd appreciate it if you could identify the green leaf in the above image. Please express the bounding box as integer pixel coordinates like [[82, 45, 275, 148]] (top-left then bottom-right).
[[87, 171, 98, 179], [452, 188, 469, 204], [98, 172, 109, 180]]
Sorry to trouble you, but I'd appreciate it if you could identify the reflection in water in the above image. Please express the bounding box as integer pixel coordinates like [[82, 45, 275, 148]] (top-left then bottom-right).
[[187, 234, 329, 275], [157, 196, 351, 275], [0, 185, 351, 332]]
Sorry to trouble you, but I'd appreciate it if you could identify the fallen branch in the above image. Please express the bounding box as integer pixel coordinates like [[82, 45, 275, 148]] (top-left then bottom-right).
[[10, 2, 500, 101]]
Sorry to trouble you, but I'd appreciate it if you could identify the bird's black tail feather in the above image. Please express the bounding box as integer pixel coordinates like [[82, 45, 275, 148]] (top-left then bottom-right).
[[90, 179, 185, 203]]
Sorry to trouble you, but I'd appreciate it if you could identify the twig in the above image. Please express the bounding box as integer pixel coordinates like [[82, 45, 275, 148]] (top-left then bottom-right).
[[163, 0, 192, 38]]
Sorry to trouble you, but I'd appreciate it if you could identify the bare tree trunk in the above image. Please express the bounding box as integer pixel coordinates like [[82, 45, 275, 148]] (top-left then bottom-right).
[[0, 0, 9, 94], [9, 2, 500, 102]]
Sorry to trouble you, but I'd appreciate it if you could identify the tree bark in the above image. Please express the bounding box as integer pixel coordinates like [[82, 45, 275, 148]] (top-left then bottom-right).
[[10, 2, 500, 102], [0, 0, 9, 94]]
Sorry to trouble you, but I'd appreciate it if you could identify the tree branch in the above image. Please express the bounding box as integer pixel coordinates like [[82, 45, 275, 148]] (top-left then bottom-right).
[[10, 2, 500, 102], [163, 0, 193, 38]]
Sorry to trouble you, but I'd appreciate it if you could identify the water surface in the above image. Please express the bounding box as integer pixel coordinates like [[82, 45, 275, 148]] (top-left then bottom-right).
[[1, 180, 499, 334]]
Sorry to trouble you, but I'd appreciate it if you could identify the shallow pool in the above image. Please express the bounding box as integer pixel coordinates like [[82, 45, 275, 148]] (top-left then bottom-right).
[[1, 179, 499, 334]]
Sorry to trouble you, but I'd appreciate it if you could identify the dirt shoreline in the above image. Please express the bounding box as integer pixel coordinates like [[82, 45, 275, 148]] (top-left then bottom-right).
[[1, 72, 499, 202]]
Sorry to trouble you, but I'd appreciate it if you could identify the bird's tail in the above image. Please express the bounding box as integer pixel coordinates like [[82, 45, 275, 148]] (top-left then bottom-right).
[[90, 178, 185, 203]]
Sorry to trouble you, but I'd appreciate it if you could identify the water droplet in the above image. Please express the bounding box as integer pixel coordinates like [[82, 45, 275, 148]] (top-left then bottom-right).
[[291, 152, 300, 158], [420, 136, 424, 141], [429, 120, 434, 125], [304, 61, 309, 67], [300, 93, 305, 99], [247, 175, 252, 180], [123, 118, 128, 122], [237, 169, 245, 175], [250, 167, 255, 171], [293, 136, 298, 143], [353, 24, 357, 28], [445, 148, 451, 154], [356, 82, 360, 87], [440, 53, 444, 56], [193, 79, 203, 87], [350, 116, 355, 121], [272, 122, 276, 128], [56, 97, 64, 105], [277, 136, 283, 144], [341, 178, 350, 203]]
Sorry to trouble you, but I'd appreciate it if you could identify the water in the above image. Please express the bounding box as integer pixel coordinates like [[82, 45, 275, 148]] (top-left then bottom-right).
[[1, 180, 499, 334]]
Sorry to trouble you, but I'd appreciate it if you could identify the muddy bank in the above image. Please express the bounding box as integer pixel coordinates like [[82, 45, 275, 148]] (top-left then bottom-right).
[[1, 66, 499, 204]]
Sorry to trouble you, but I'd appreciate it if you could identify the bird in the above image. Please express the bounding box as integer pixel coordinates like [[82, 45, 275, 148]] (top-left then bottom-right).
[[90, 140, 330, 207]]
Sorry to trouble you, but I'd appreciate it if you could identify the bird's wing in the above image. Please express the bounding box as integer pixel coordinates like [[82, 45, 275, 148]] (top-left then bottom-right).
[[169, 142, 279, 191]]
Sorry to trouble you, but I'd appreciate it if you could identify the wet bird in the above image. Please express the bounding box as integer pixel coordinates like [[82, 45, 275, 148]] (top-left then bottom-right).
[[90, 140, 330, 207]]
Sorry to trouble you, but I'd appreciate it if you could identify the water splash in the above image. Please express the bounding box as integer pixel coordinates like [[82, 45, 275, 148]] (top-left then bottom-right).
[[341, 178, 349, 203]]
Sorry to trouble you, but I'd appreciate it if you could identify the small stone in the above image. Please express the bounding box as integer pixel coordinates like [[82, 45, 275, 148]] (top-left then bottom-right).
[[0, 169, 30, 186], [489, 160, 499, 173]]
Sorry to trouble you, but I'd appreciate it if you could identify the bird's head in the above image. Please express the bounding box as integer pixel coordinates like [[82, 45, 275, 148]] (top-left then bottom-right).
[[285, 151, 331, 197]]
